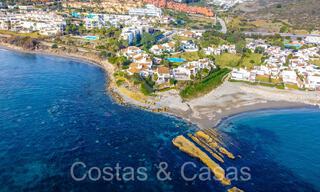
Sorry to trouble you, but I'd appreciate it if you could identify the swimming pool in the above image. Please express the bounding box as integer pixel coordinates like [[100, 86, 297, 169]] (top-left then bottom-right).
[[84, 36, 98, 40], [284, 43, 302, 49], [167, 58, 186, 63]]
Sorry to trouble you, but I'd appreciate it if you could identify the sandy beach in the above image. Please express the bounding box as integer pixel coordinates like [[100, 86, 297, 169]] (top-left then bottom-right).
[[154, 81, 319, 129], [1, 42, 319, 130]]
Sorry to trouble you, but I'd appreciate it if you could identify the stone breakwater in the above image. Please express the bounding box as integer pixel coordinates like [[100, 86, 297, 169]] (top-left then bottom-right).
[[172, 129, 243, 191]]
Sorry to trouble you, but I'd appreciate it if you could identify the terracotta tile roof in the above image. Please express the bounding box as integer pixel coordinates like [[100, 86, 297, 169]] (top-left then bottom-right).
[[167, 42, 175, 48], [157, 66, 170, 74], [128, 63, 141, 74], [134, 55, 143, 61]]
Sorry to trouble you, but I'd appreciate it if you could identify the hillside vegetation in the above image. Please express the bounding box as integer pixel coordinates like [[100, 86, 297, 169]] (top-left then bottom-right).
[[233, 0, 320, 30], [180, 68, 230, 99]]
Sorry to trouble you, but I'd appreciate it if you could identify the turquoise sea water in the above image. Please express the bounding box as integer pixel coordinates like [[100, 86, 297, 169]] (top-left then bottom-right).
[[1, 49, 320, 191]]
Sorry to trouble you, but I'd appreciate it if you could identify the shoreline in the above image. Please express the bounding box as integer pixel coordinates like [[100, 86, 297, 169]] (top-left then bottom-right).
[[0, 43, 104, 68], [167, 99, 310, 129], [1, 43, 319, 130], [215, 104, 318, 128], [154, 78, 319, 129], [0, 42, 126, 105], [213, 101, 310, 127]]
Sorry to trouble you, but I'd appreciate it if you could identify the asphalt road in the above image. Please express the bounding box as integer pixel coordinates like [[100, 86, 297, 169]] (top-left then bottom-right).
[[244, 31, 320, 38], [217, 17, 227, 34]]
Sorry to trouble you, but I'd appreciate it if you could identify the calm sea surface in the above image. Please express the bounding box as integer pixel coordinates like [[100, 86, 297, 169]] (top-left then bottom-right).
[[219, 108, 320, 191], [0, 49, 319, 192]]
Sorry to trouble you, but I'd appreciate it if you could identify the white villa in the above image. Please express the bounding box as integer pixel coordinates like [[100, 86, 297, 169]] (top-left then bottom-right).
[[122, 46, 154, 77], [246, 39, 269, 52], [0, 11, 65, 35], [181, 40, 199, 52], [231, 39, 320, 91], [204, 44, 236, 55], [122, 46, 143, 58], [172, 58, 216, 80], [150, 42, 176, 55], [155, 66, 171, 84], [281, 70, 298, 85], [178, 30, 203, 39], [305, 36, 320, 45], [305, 75, 320, 90], [231, 68, 256, 82]]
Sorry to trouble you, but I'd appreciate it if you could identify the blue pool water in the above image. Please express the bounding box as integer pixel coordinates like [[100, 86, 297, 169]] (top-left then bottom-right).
[[84, 36, 98, 40], [1, 48, 320, 191], [284, 44, 302, 49], [167, 58, 186, 63]]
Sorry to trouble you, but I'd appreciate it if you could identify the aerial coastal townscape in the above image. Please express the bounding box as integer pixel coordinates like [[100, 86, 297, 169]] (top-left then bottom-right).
[[0, 0, 320, 192]]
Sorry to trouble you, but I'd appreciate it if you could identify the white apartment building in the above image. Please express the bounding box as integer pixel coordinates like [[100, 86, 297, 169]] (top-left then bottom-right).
[[281, 70, 298, 85], [84, 14, 106, 29], [121, 26, 152, 45], [0, 11, 65, 35], [305, 36, 320, 45], [305, 75, 320, 90], [231, 68, 256, 82], [129, 4, 162, 17]]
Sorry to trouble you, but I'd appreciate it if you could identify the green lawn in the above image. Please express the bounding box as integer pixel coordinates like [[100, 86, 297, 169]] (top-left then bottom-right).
[[256, 75, 270, 82], [239, 53, 263, 69], [180, 68, 231, 99], [172, 51, 203, 62], [256, 75, 282, 84], [214, 53, 242, 68], [311, 59, 320, 67], [215, 53, 263, 69], [285, 84, 300, 90], [0, 30, 43, 38], [229, 79, 285, 89], [173, 35, 194, 41]]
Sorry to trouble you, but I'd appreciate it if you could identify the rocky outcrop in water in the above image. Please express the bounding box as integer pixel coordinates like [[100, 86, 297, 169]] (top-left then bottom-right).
[[172, 129, 242, 190], [2, 36, 40, 50], [172, 135, 231, 186], [228, 186, 244, 192]]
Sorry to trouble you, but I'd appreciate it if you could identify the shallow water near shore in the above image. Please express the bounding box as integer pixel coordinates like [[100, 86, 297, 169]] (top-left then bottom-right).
[[1, 49, 320, 192]]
